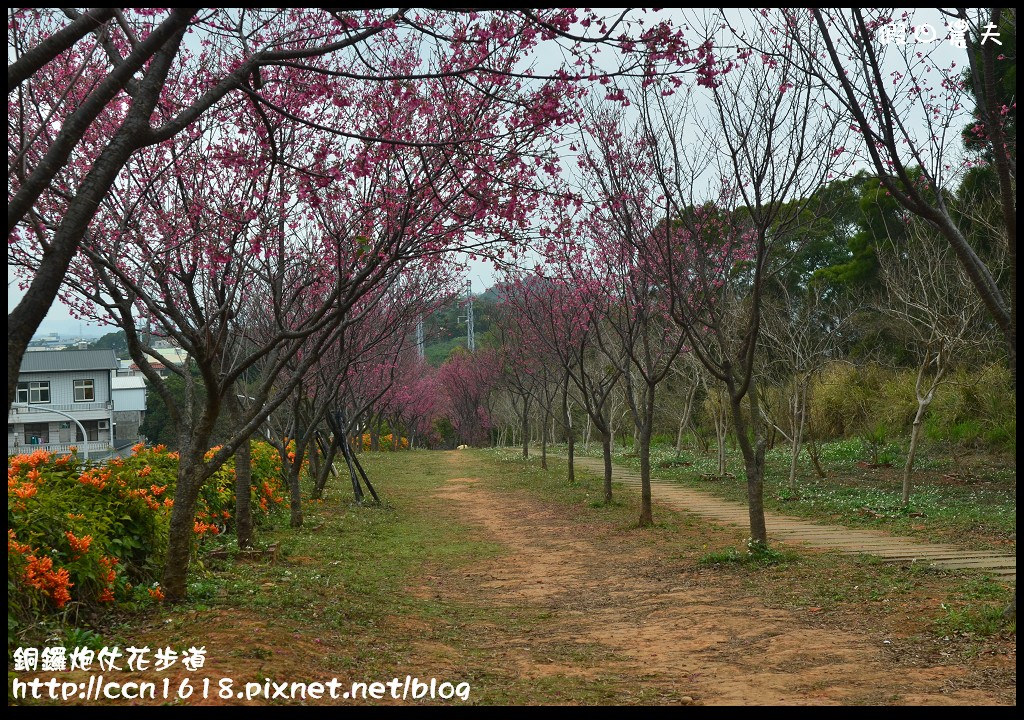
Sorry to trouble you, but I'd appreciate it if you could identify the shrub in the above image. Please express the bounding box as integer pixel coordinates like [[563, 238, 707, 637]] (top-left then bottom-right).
[[360, 433, 410, 451], [808, 361, 1014, 454], [9, 448, 169, 622], [8, 441, 287, 626]]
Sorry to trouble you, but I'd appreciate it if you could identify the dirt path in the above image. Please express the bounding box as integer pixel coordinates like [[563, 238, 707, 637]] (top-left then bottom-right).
[[573, 456, 1016, 580], [428, 451, 1007, 705]]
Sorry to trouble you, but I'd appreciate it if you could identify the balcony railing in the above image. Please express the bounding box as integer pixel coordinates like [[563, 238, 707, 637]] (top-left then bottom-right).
[[8, 440, 111, 458], [11, 401, 111, 414]]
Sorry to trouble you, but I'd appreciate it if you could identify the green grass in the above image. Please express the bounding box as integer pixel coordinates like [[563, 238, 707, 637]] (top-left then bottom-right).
[[484, 447, 1015, 649], [698, 544, 798, 567], [934, 603, 1014, 637], [562, 439, 1016, 551]]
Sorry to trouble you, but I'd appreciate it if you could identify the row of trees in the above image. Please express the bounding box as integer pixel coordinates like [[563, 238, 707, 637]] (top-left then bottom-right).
[[471, 10, 1013, 547], [9, 8, 707, 599]]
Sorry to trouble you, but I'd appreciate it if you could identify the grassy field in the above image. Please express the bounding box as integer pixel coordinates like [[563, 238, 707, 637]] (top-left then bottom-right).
[[564, 438, 1016, 552], [10, 448, 1016, 705]]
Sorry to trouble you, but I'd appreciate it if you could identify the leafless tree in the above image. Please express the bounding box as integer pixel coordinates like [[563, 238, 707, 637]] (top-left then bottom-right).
[[637, 16, 846, 546], [877, 216, 991, 504], [761, 282, 850, 489], [792, 8, 1015, 387]]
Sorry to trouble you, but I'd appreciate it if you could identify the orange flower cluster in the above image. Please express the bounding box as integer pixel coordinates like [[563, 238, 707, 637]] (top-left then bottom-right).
[[139, 465, 153, 477], [78, 467, 111, 490], [360, 433, 410, 450], [257, 479, 284, 513], [23, 554, 74, 609], [194, 507, 223, 535], [97, 555, 120, 603], [8, 449, 53, 474], [9, 461, 43, 505], [99, 555, 117, 583], [149, 586, 165, 601], [204, 445, 224, 461], [8, 529, 31, 555], [11, 482, 38, 500], [131, 442, 146, 455], [125, 486, 164, 511], [65, 531, 93, 559], [193, 520, 220, 536]]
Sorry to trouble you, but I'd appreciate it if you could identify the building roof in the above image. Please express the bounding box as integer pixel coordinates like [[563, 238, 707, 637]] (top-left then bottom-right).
[[147, 347, 190, 364], [19, 349, 118, 373], [112, 375, 147, 391]]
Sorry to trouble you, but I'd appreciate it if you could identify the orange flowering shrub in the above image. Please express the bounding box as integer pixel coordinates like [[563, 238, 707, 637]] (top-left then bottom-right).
[[8, 447, 166, 619], [9, 440, 285, 624], [360, 432, 410, 451]]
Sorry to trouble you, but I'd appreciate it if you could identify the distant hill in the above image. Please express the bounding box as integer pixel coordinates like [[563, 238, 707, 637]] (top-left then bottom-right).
[[422, 286, 500, 365], [89, 330, 130, 358]]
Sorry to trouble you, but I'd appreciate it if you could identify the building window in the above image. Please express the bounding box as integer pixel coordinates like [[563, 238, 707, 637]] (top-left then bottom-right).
[[75, 420, 100, 442], [24, 422, 49, 445], [73, 379, 95, 402], [16, 381, 50, 404]]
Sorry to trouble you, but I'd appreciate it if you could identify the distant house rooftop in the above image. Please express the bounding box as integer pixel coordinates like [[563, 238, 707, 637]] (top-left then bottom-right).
[[18, 348, 118, 373]]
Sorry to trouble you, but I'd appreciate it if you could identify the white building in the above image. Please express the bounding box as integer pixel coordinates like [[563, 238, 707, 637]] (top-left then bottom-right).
[[7, 349, 146, 457]]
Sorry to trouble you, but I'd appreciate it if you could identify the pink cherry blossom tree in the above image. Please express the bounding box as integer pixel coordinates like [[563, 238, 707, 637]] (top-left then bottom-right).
[[8, 8, 702, 415], [437, 348, 501, 447], [564, 109, 693, 527], [27, 22, 570, 598]]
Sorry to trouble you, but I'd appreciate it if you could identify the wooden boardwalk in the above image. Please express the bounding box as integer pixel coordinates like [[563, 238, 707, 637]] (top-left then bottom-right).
[[573, 456, 1016, 581]]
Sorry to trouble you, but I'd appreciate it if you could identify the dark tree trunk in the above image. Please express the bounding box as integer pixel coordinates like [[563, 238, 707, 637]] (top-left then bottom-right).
[[308, 438, 321, 482], [562, 375, 575, 483], [162, 457, 206, 602], [730, 390, 768, 545], [541, 403, 549, 470], [234, 436, 254, 549], [638, 421, 653, 527], [390, 416, 400, 451], [637, 386, 656, 527], [286, 461, 303, 528], [225, 391, 254, 549], [601, 430, 613, 504], [521, 404, 530, 459], [312, 433, 338, 499]]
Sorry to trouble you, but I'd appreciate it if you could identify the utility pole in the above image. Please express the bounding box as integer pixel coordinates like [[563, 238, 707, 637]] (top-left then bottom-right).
[[416, 316, 425, 359], [457, 280, 475, 352]]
